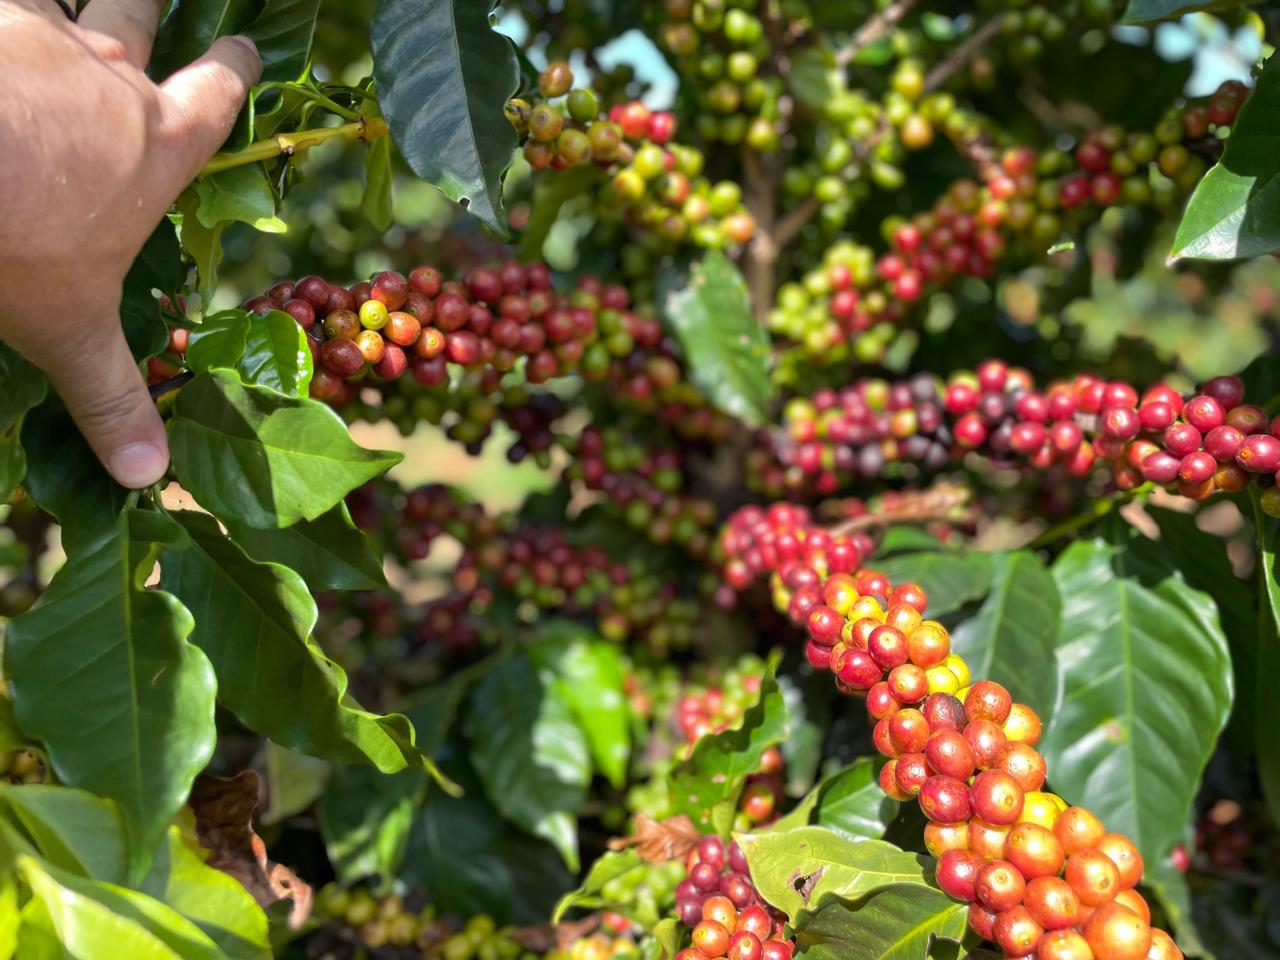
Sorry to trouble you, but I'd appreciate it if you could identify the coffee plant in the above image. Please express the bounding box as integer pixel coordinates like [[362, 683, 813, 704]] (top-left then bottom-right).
[[3, 0, 1280, 957]]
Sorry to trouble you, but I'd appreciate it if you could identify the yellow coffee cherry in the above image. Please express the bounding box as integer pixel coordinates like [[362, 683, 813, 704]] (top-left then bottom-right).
[[943, 654, 971, 688], [926, 665, 961, 695], [1019, 791, 1063, 829], [359, 299, 389, 330]]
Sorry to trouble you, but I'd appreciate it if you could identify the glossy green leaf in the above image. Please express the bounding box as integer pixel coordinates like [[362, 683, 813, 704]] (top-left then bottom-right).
[[793, 884, 969, 960], [875, 550, 993, 617], [552, 850, 646, 923], [0, 344, 47, 501], [531, 621, 630, 788], [168, 370, 401, 529], [1122, 0, 1244, 23], [371, 0, 519, 233], [5, 510, 215, 879], [1171, 55, 1279, 260], [18, 855, 222, 960], [224, 503, 386, 590], [0, 697, 26, 754], [363, 132, 395, 231], [669, 672, 788, 836], [159, 510, 449, 783], [242, 0, 321, 83], [318, 766, 425, 885], [139, 827, 271, 960], [1041, 533, 1233, 864], [151, 0, 258, 80], [239, 313, 313, 396], [0, 785, 125, 883], [947, 551, 1061, 723], [464, 654, 591, 871], [738, 828, 932, 919], [194, 167, 285, 233], [1239, 352, 1280, 412], [176, 191, 225, 306], [660, 251, 772, 426], [186, 312, 251, 374], [122, 221, 183, 362], [261, 743, 330, 825], [20, 399, 128, 554], [1247, 491, 1280, 826], [773, 758, 896, 841]]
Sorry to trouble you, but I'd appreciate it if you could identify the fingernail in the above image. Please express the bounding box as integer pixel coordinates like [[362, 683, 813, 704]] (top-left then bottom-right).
[[108, 443, 168, 489], [227, 34, 260, 59]]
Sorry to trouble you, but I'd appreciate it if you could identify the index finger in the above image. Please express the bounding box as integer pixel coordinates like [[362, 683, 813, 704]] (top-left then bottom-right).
[[77, 0, 165, 69]]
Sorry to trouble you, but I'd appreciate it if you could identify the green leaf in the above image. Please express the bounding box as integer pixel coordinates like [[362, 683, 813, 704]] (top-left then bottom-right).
[[792, 883, 969, 960], [552, 850, 645, 923], [0, 344, 47, 500], [167, 370, 401, 529], [519, 165, 607, 260], [363, 132, 395, 231], [20, 399, 129, 554], [875, 551, 994, 618], [0, 875, 16, 960], [1041, 532, 1233, 865], [1247, 491, 1280, 826], [224, 503, 386, 590], [789, 46, 843, 113], [0, 785, 125, 883], [260, 743, 330, 825], [318, 766, 425, 885], [159, 510, 450, 783], [18, 855, 222, 960], [738, 828, 932, 919], [777, 758, 896, 841], [122, 221, 183, 362], [194, 167, 285, 233], [531, 621, 630, 788], [371, 0, 519, 233], [669, 671, 788, 836], [150, 0, 258, 80], [1121, 0, 1244, 23], [139, 827, 271, 960], [1171, 55, 1280, 260], [186, 311, 251, 373], [1239, 353, 1280, 413], [463, 653, 591, 871], [947, 551, 1061, 724], [239, 313, 313, 396], [176, 191, 226, 307], [242, 0, 321, 83], [660, 251, 772, 426], [4, 510, 215, 879], [0, 697, 27, 755]]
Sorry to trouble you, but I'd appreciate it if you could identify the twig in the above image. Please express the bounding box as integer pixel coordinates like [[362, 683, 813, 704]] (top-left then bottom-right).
[[741, 146, 780, 323], [198, 117, 390, 177], [923, 17, 1002, 92], [835, 0, 919, 68], [826, 482, 976, 537]]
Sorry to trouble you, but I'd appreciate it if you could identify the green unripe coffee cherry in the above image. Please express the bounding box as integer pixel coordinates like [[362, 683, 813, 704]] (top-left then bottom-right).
[[708, 181, 742, 216], [557, 129, 593, 166], [633, 143, 667, 179], [529, 103, 564, 142], [727, 50, 757, 82], [567, 88, 599, 124], [359, 299, 389, 330]]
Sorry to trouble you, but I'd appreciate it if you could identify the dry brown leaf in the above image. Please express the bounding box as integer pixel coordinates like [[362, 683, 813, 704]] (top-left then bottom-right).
[[607, 814, 701, 863], [190, 771, 313, 929]]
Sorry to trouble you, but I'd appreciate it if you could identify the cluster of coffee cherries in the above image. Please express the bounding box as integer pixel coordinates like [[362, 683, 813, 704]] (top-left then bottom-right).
[[346, 482, 703, 655], [548, 927, 643, 960], [655, 0, 788, 151], [311, 884, 451, 958], [243, 261, 614, 407], [756, 363, 1280, 505], [564, 426, 717, 556], [674, 837, 791, 960], [0, 749, 43, 785], [769, 84, 1246, 364], [584, 859, 686, 932]]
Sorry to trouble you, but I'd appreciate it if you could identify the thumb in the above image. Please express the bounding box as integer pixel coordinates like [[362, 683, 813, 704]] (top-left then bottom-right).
[[156, 35, 263, 191], [42, 321, 170, 489]]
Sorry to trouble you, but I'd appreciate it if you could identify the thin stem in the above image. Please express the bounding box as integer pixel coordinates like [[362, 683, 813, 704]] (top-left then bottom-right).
[[198, 117, 390, 177], [923, 17, 1002, 92], [834, 0, 919, 68], [1029, 484, 1152, 549], [254, 82, 361, 121], [741, 146, 780, 323]]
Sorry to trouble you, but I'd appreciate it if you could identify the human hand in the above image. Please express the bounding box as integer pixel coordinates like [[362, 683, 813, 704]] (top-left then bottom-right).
[[0, 0, 261, 488]]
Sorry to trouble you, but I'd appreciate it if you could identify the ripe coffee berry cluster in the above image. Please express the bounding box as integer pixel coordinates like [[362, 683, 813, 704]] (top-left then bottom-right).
[[674, 837, 793, 960], [566, 426, 718, 556], [758, 362, 1280, 506], [716, 505, 1183, 958], [244, 261, 614, 406]]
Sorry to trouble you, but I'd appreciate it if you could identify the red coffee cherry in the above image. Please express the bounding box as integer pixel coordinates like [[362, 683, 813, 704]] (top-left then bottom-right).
[[1023, 876, 1082, 931], [993, 905, 1044, 956], [1037, 929, 1094, 960], [965, 681, 1014, 724], [888, 709, 931, 754], [879, 760, 911, 801], [936, 849, 985, 901], [1005, 823, 1065, 879], [727, 932, 762, 960], [1084, 903, 1153, 960], [919, 775, 973, 823], [894, 752, 931, 796], [735, 906, 772, 941], [1055, 808, 1105, 855], [965, 719, 1007, 769], [921, 692, 967, 733], [868, 624, 911, 670], [975, 859, 1026, 912], [971, 770, 1025, 825], [1236, 433, 1280, 473], [923, 820, 970, 857], [926, 730, 977, 781], [1113, 888, 1151, 924], [692, 920, 731, 958], [1066, 849, 1122, 906], [1144, 929, 1184, 960], [969, 818, 1014, 859], [1096, 834, 1144, 889], [1004, 703, 1042, 744]]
